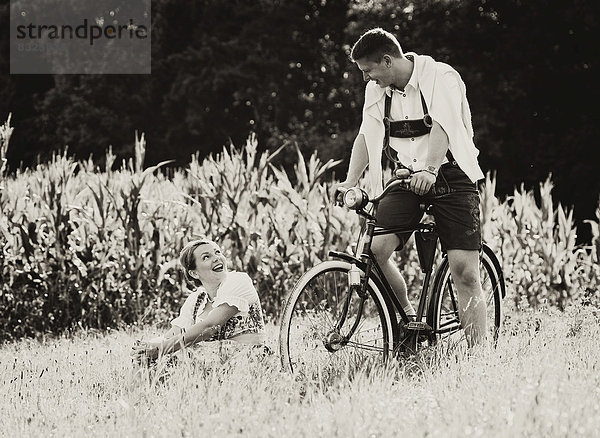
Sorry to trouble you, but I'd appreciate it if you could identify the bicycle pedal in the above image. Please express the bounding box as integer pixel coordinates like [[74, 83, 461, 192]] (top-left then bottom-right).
[[407, 321, 433, 331]]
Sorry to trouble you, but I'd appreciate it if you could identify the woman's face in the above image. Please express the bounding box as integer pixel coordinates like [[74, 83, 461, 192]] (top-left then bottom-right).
[[191, 241, 228, 284]]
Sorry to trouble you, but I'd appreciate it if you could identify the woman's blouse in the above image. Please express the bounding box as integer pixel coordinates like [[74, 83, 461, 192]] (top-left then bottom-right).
[[171, 272, 266, 344]]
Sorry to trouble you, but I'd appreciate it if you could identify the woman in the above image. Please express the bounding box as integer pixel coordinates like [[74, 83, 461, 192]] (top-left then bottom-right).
[[131, 239, 266, 364]]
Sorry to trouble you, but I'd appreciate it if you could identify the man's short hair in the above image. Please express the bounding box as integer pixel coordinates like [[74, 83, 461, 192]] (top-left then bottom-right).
[[350, 28, 403, 63]]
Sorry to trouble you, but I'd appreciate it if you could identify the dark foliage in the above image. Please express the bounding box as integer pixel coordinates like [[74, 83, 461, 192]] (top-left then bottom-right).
[[1, 0, 599, 240]]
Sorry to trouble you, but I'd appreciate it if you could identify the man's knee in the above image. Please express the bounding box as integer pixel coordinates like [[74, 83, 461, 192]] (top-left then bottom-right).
[[455, 268, 480, 288], [371, 236, 398, 262], [447, 250, 480, 287]]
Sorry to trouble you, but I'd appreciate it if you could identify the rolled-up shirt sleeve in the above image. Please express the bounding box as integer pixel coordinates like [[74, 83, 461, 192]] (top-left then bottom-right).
[[212, 272, 258, 316], [358, 82, 384, 138], [171, 292, 199, 329], [358, 81, 387, 195]]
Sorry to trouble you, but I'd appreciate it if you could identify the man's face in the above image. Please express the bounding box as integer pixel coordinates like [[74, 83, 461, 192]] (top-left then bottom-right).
[[355, 56, 392, 88]]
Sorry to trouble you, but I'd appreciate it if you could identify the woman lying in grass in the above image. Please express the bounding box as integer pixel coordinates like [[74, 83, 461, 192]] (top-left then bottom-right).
[[131, 239, 266, 364]]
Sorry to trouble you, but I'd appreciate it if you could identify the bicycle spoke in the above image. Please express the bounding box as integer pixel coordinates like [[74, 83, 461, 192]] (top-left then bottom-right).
[[282, 264, 392, 376], [295, 302, 331, 334], [345, 340, 386, 352], [302, 289, 336, 328]]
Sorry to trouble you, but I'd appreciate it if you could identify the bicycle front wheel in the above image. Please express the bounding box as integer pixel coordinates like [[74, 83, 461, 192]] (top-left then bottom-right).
[[279, 260, 396, 376], [428, 248, 503, 349]]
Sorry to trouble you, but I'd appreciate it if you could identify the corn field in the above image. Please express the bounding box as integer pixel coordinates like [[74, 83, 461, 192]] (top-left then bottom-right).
[[1, 116, 599, 341]]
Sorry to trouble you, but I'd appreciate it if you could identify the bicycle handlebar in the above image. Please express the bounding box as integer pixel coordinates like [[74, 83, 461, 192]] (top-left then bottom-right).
[[335, 173, 411, 210], [372, 177, 411, 203]]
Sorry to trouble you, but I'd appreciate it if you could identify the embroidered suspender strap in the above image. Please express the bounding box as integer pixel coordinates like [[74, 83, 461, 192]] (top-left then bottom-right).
[[420, 91, 433, 127], [382, 92, 399, 170], [192, 292, 205, 322], [383, 92, 392, 150]]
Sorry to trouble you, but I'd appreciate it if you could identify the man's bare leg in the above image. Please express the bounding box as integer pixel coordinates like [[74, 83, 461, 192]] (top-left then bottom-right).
[[371, 235, 416, 317], [447, 249, 487, 347]]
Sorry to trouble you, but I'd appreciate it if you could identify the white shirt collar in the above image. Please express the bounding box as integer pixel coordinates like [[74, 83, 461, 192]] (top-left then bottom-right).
[[406, 55, 419, 90], [385, 54, 419, 97]]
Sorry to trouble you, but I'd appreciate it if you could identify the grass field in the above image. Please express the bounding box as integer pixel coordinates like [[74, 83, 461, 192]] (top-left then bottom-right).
[[1, 304, 599, 438]]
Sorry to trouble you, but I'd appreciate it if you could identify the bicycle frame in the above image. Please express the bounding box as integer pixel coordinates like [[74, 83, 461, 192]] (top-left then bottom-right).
[[329, 188, 443, 345]]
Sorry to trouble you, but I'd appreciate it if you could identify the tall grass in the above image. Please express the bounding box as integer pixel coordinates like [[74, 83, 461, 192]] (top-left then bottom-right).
[[1, 115, 599, 339], [0, 307, 598, 437]]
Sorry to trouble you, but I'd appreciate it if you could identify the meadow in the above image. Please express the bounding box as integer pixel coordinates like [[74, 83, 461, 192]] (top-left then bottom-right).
[[1, 304, 599, 437]]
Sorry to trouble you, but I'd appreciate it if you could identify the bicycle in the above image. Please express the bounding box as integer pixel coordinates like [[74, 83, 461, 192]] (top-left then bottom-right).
[[279, 174, 506, 375]]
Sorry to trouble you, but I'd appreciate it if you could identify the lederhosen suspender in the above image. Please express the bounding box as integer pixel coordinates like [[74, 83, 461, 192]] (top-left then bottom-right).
[[385, 91, 432, 138], [383, 89, 454, 166]]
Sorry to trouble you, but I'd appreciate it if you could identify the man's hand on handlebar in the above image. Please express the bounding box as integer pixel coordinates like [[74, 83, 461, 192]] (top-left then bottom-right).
[[332, 166, 436, 207], [331, 180, 356, 205], [409, 170, 436, 196], [386, 168, 412, 190], [393, 168, 411, 180]]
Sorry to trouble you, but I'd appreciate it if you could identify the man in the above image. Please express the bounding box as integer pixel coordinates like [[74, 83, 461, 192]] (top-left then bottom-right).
[[335, 28, 487, 346]]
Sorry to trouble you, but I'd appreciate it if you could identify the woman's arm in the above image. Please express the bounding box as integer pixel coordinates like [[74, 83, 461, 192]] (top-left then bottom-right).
[[157, 304, 239, 355], [163, 325, 184, 339], [131, 323, 184, 363]]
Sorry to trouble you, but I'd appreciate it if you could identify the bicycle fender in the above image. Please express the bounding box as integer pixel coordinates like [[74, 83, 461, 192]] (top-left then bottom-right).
[[426, 254, 449, 327], [328, 250, 362, 265], [328, 251, 387, 287], [482, 244, 506, 299], [328, 250, 400, 338]]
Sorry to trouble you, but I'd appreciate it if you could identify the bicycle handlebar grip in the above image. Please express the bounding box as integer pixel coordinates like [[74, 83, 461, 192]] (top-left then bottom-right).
[[384, 172, 411, 192], [334, 187, 347, 206], [394, 168, 411, 179]]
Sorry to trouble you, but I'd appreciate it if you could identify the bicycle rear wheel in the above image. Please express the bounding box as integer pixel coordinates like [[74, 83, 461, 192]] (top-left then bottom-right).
[[428, 248, 503, 349], [279, 260, 396, 376]]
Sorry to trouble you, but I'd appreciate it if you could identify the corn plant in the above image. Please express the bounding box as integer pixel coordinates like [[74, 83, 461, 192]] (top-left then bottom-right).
[[1, 125, 599, 340], [181, 135, 346, 314], [582, 201, 600, 306], [135, 130, 146, 174], [0, 113, 12, 178], [0, 113, 14, 216], [482, 175, 584, 309], [584, 199, 600, 265]]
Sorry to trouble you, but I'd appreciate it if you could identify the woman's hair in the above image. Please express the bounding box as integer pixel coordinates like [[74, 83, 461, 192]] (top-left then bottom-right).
[[179, 238, 214, 289], [350, 28, 403, 63]]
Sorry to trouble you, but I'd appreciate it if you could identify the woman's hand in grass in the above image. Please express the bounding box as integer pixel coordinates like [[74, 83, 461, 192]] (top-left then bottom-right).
[[130, 339, 160, 365]]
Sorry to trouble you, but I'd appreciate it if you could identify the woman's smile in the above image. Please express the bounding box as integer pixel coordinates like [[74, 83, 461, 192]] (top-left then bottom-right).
[[191, 241, 228, 285]]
